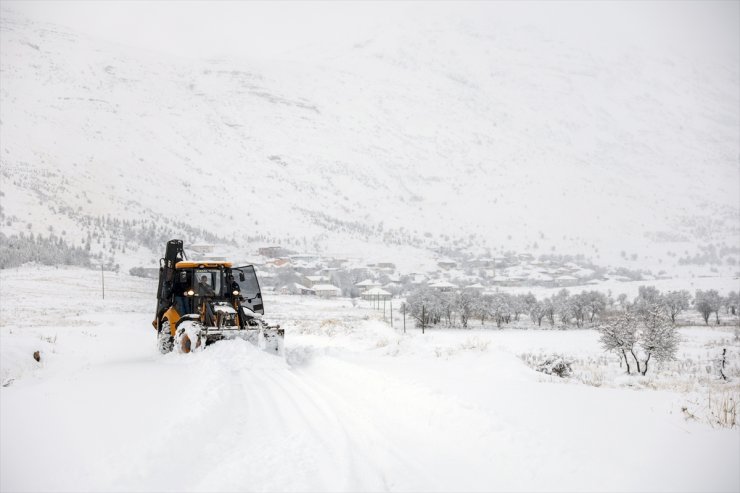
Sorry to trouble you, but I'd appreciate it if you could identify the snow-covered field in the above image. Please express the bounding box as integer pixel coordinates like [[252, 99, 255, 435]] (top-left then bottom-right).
[[1, 266, 739, 492]]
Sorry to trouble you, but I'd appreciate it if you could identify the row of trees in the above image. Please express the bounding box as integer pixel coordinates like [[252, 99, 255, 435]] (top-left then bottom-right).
[[405, 287, 613, 330], [404, 285, 740, 331], [403, 285, 740, 376], [0, 232, 92, 269]]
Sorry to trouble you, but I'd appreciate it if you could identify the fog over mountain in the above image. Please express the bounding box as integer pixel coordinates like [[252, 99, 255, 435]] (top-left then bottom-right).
[[1, 2, 738, 273]]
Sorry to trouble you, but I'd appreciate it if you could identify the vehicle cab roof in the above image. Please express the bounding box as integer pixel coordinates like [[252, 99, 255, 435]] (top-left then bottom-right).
[[175, 261, 233, 269]]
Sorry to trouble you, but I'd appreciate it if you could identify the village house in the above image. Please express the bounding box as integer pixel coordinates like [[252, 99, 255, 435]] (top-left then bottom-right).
[[313, 284, 342, 298], [257, 246, 290, 258], [355, 279, 381, 293], [361, 287, 392, 301], [429, 280, 457, 292], [277, 282, 315, 295], [303, 275, 330, 288], [464, 283, 486, 292]]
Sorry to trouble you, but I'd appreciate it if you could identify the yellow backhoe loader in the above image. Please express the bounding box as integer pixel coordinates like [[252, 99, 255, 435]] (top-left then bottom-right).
[[152, 239, 283, 354]]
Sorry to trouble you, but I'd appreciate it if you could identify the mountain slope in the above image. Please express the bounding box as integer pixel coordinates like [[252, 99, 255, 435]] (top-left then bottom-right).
[[0, 7, 738, 273]]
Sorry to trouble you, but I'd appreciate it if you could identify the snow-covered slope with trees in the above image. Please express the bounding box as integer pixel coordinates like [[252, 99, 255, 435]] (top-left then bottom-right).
[[0, 5, 738, 273]]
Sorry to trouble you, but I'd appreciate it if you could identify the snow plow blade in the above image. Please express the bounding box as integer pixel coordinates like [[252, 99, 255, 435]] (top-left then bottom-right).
[[200, 324, 285, 356]]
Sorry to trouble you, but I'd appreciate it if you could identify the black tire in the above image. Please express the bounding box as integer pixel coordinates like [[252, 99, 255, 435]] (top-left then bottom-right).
[[158, 320, 174, 354]]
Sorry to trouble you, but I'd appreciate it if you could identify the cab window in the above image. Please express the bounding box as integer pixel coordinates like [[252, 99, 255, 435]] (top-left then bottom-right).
[[194, 269, 221, 296]]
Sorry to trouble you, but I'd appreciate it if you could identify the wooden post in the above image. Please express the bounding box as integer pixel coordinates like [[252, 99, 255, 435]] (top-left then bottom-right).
[[421, 304, 425, 334], [101, 263, 105, 300], [403, 303, 406, 334], [390, 300, 393, 328]]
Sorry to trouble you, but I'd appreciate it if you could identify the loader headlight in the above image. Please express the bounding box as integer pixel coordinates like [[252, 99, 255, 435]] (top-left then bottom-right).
[[186, 289, 195, 296], [232, 290, 240, 296]]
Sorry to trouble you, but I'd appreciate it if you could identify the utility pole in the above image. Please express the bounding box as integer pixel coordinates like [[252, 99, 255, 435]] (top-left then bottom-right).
[[390, 300, 393, 328], [101, 263, 105, 300]]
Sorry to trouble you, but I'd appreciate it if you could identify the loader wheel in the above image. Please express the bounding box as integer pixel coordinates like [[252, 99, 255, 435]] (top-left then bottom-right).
[[158, 320, 174, 354], [175, 323, 203, 354]]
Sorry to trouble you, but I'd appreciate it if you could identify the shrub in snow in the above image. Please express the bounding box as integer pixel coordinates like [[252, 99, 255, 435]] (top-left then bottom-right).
[[459, 337, 490, 352], [682, 392, 738, 429], [535, 355, 573, 378], [708, 392, 737, 428]]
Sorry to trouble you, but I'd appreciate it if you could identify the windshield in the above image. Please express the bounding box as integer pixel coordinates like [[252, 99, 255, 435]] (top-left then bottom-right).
[[193, 269, 222, 296]]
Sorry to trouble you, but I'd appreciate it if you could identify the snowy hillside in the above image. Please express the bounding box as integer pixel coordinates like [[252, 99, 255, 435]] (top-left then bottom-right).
[[0, 5, 738, 273]]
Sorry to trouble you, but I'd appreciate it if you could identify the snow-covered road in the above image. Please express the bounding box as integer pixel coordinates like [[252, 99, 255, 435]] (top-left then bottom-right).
[[1, 267, 738, 492]]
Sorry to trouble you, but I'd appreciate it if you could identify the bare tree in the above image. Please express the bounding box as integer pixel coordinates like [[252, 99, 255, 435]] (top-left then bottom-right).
[[696, 290, 723, 325], [475, 294, 492, 326], [552, 289, 571, 327], [724, 291, 739, 316], [490, 293, 511, 328], [637, 304, 679, 375], [454, 290, 477, 328], [586, 290, 607, 323], [569, 293, 589, 328], [440, 292, 455, 326], [633, 285, 662, 320], [617, 293, 629, 310], [542, 298, 555, 327], [599, 304, 679, 376], [529, 300, 546, 327], [598, 311, 639, 374], [406, 286, 437, 329], [663, 290, 691, 324]]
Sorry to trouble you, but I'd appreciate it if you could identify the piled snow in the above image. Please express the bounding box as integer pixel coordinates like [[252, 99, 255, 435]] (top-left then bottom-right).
[[1, 266, 738, 492]]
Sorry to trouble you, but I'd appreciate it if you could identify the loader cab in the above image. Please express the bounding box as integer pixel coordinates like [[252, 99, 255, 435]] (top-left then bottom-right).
[[173, 262, 232, 314], [170, 261, 263, 315]]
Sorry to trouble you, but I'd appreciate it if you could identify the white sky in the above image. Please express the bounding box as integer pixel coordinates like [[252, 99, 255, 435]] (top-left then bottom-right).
[[3, 1, 738, 63]]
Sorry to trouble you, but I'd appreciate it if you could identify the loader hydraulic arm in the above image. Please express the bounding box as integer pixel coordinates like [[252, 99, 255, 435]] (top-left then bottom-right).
[[154, 239, 186, 328]]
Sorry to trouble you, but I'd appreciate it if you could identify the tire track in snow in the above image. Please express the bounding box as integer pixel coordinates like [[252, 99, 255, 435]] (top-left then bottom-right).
[[174, 346, 376, 492], [259, 369, 388, 491], [290, 358, 476, 491]]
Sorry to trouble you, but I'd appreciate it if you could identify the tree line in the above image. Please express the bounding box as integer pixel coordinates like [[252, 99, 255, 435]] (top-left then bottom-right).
[[404, 285, 739, 330], [0, 232, 91, 269], [403, 285, 738, 376]]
